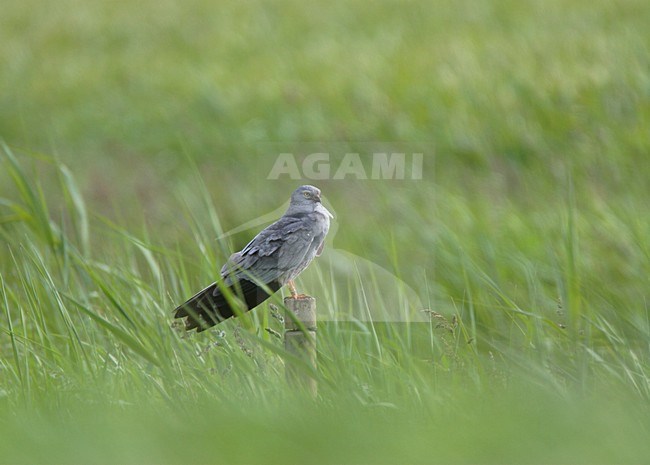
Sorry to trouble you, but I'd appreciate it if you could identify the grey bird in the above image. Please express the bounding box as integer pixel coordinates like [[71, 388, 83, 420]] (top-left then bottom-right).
[[174, 185, 332, 331]]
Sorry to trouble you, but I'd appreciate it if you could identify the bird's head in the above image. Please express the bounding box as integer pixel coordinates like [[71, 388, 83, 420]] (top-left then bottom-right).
[[290, 185, 322, 206], [287, 185, 333, 219]]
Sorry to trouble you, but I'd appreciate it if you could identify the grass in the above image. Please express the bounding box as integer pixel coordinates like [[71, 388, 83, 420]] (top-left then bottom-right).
[[1, 0, 650, 463]]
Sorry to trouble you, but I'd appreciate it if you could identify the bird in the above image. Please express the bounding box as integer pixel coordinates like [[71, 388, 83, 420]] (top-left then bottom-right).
[[174, 185, 332, 332]]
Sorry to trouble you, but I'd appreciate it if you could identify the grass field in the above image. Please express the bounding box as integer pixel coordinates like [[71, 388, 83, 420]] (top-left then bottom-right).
[[1, 0, 650, 463]]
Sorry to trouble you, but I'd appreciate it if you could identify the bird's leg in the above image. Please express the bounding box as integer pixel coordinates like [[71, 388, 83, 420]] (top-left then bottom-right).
[[287, 280, 309, 299], [287, 280, 298, 299]]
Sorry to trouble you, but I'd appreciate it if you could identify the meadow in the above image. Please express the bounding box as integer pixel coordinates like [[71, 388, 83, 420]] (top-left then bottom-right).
[[1, 0, 650, 463]]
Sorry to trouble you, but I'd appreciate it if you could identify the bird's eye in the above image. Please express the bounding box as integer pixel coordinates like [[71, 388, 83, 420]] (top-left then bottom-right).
[[302, 192, 310, 198]]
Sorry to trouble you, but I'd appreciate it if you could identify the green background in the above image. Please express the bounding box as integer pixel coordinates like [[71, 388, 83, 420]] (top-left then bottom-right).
[[1, 0, 649, 463]]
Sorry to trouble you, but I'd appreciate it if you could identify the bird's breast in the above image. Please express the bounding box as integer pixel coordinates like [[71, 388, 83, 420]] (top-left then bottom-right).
[[315, 203, 333, 220]]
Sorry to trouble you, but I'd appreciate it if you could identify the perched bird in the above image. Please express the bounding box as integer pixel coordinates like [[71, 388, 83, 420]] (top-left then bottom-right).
[[174, 185, 332, 331]]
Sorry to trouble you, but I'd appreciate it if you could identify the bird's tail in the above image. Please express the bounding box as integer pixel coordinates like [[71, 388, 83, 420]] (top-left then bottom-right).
[[174, 279, 281, 331]]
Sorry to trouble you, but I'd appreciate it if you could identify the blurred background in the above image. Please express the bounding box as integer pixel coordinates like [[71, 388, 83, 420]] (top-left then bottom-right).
[[1, 0, 649, 463], [3, 0, 647, 302]]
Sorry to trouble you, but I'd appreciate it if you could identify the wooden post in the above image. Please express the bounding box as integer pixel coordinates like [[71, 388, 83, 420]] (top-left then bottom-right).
[[284, 296, 317, 397]]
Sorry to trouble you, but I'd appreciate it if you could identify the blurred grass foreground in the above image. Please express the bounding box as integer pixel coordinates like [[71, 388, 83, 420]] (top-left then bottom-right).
[[1, 0, 650, 463]]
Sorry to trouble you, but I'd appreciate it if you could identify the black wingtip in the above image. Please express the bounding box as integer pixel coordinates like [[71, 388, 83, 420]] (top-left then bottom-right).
[[173, 279, 283, 332]]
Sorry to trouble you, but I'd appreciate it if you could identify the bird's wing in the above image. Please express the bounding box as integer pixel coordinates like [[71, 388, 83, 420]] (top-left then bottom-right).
[[220, 215, 315, 285]]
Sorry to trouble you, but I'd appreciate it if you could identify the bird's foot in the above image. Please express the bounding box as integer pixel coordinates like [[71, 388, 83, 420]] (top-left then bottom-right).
[[289, 293, 310, 300]]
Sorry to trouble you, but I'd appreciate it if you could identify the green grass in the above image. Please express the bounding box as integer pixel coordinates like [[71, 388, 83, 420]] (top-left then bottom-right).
[[2, 0, 650, 463]]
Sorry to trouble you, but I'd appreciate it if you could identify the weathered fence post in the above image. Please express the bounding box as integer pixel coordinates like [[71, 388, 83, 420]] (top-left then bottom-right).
[[284, 296, 317, 397]]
